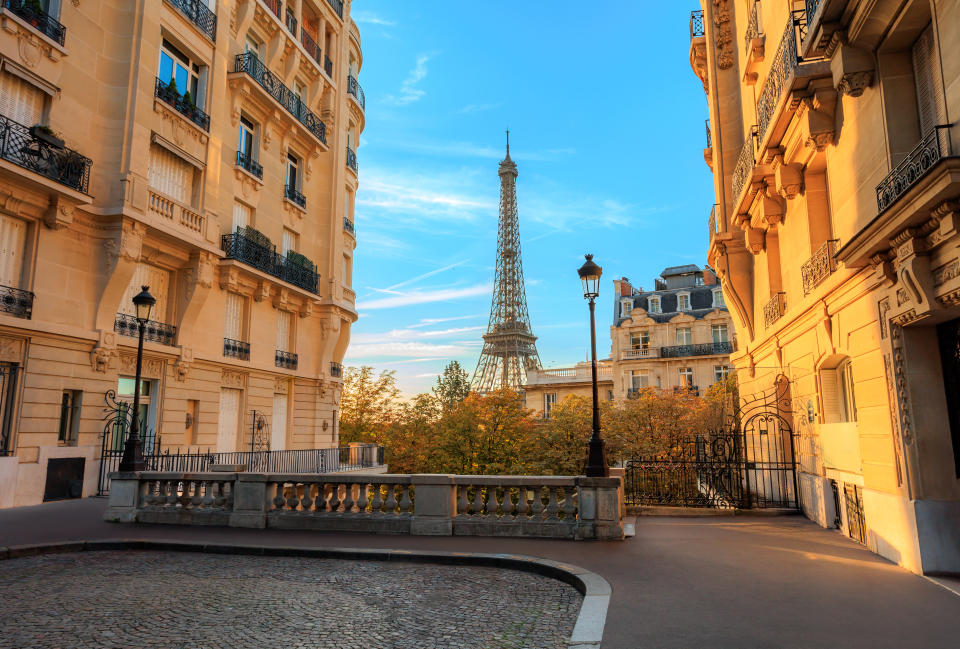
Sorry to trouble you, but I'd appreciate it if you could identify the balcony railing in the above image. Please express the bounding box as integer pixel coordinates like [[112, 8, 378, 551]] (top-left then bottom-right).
[[114, 313, 177, 346], [234, 52, 327, 144], [764, 292, 786, 328], [324, 54, 333, 78], [166, 0, 217, 41], [346, 146, 358, 173], [276, 350, 298, 370], [326, 0, 344, 19], [757, 18, 800, 147], [330, 361, 343, 378], [708, 203, 719, 246], [690, 9, 704, 38], [235, 150, 263, 179], [284, 8, 297, 34], [285, 184, 306, 208], [301, 28, 322, 64], [705, 118, 712, 149], [876, 126, 953, 213], [660, 342, 733, 358], [223, 338, 250, 361], [347, 75, 365, 110], [155, 77, 210, 131], [262, 0, 281, 19], [221, 226, 319, 294], [805, 0, 822, 22], [0, 115, 92, 194], [732, 127, 758, 203], [801, 239, 838, 295], [2, 0, 66, 46], [621, 348, 658, 360], [148, 190, 204, 237], [343, 216, 355, 235], [0, 285, 33, 319], [744, 0, 761, 54]]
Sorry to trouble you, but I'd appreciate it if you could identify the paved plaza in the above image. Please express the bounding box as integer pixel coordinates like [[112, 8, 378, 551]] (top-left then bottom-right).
[[0, 550, 579, 649], [1, 499, 959, 648]]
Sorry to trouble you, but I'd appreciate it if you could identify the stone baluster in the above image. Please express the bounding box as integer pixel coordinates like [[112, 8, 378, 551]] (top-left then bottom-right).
[[272, 482, 286, 511], [286, 483, 301, 512], [546, 488, 560, 519], [398, 485, 412, 514], [456, 485, 469, 516], [501, 487, 516, 517], [201, 481, 214, 508], [165, 480, 178, 507], [384, 484, 398, 513], [223, 481, 234, 510], [356, 482, 369, 513], [342, 482, 355, 513], [191, 481, 203, 508], [530, 486, 545, 518], [486, 485, 500, 517], [300, 482, 314, 512], [517, 487, 530, 517], [471, 486, 484, 516], [561, 487, 577, 519], [370, 482, 384, 513], [328, 482, 341, 512]]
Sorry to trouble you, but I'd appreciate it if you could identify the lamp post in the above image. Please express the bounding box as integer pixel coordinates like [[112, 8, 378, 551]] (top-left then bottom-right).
[[578, 254, 608, 477], [118, 286, 156, 472]]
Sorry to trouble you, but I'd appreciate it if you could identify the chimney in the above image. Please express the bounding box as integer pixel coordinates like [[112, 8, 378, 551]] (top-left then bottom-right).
[[703, 267, 718, 286], [614, 277, 632, 296]]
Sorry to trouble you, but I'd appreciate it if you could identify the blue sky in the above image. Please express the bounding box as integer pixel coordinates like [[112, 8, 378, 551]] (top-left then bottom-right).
[[346, 1, 715, 395]]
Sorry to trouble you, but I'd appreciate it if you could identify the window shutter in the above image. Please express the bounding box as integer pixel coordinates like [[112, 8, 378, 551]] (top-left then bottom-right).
[[148, 145, 193, 204], [224, 292, 243, 340], [0, 72, 44, 126], [232, 201, 250, 232], [0, 215, 26, 288], [282, 229, 295, 255], [912, 24, 946, 135], [276, 310, 292, 352], [820, 369, 841, 424], [271, 392, 288, 450], [121, 263, 170, 321], [217, 388, 241, 452]]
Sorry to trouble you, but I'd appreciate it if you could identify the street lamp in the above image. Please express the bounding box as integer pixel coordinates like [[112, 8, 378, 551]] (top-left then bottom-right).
[[578, 254, 608, 477], [118, 286, 156, 472]]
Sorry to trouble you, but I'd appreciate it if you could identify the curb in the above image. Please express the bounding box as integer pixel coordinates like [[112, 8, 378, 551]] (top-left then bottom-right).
[[0, 539, 611, 648]]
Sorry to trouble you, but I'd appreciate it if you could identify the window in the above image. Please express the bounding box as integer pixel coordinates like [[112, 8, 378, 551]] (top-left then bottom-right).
[[245, 34, 262, 57], [712, 324, 729, 344], [676, 327, 692, 345], [0, 72, 45, 126], [148, 145, 195, 205], [185, 399, 199, 446], [224, 292, 245, 341], [544, 393, 557, 418], [677, 293, 691, 311], [343, 254, 352, 287], [116, 377, 157, 445], [678, 367, 694, 389], [821, 359, 858, 423], [232, 201, 251, 232], [57, 390, 81, 446], [630, 331, 650, 350], [0, 214, 27, 289], [648, 296, 661, 313], [912, 24, 946, 136], [238, 116, 257, 160], [345, 190, 354, 220], [276, 310, 293, 353], [621, 298, 632, 317], [714, 365, 730, 383], [281, 228, 298, 256], [272, 392, 288, 450], [607, 390, 614, 401], [121, 263, 170, 322], [217, 387, 241, 452], [712, 288, 725, 308], [158, 39, 204, 104], [631, 370, 649, 390], [285, 153, 300, 190]]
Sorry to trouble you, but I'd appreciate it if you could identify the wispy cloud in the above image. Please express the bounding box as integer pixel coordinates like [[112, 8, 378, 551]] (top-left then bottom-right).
[[351, 10, 395, 26], [383, 261, 468, 292], [458, 102, 501, 114], [408, 314, 485, 328], [352, 326, 486, 345], [385, 54, 432, 105], [357, 283, 491, 310], [346, 341, 477, 360], [357, 168, 495, 222]]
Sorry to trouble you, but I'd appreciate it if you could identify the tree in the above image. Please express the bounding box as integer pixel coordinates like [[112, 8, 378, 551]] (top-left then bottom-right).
[[432, 360, 472, 413], [338, 366, 400, 444]]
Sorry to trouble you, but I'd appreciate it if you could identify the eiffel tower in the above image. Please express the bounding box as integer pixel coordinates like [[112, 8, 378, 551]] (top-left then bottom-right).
[[472, 132, 541, 393]]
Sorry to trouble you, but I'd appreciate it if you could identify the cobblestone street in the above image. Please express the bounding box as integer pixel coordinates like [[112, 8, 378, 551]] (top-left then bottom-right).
[[0, 550, 581, 649]]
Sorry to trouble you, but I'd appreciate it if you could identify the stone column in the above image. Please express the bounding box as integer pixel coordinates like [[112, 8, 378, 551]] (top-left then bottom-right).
[[228, 473, 268, 529], [410, 474, 456, 536], [103, 472, 143, 523], [576, 477, 624, 541]]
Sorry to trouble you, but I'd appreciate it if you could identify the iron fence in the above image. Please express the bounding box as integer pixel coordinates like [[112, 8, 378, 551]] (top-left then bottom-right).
[[155, 77, 210, 130], [343, 216, 355, 235], [324, 54, 333, 77], [330, 361, 343, 378], [3, 0, 66, 45], [114, 313, 177, 346], [660, 341, 733, 358], [285, 184, 306, 208], [166, 0, 217, 41], [0, 114, 91, 193], [235, 150, 262, 179]]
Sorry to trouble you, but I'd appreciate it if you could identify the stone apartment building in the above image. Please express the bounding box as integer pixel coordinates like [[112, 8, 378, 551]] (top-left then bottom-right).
[[0, 0, 362, 507], [693, 0, 960, 573], [524, 265, 733, 416]]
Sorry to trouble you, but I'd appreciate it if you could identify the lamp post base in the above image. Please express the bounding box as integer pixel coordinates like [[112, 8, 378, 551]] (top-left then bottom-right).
[[584, 436, 608, 477], [117, 434, 145, 473]]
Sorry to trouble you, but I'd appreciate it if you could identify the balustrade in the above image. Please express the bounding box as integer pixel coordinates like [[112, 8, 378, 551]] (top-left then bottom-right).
[[301, 28, 322, 64], [149, 190, 205, 237], [326, 0, 344, 19], [744, 0, 761, 54], [622, 348, 657, 360], [223, 338, 250, 360], [221, 227, 319, 294], [343, 216, 355, 235], [275, 350, 298, 370], [801, 240, 838, 295]]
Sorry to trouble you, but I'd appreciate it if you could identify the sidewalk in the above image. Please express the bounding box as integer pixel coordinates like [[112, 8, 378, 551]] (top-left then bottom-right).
[[1, 498, 958, 649]]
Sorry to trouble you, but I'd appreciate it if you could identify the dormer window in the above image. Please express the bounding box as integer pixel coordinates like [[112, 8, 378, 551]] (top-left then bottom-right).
[[621, 298, 632, 317], [678, 292, 691, 311], [712, 288, 725, 308], [649, 296, 661, 313]]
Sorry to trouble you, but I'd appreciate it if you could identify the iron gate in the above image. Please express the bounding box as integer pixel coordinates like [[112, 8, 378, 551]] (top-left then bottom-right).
[[625, 375, 799, 510]]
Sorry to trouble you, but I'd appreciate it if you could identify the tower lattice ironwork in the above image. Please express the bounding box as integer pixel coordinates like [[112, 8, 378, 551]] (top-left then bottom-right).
[[472, 132, 541, 393]]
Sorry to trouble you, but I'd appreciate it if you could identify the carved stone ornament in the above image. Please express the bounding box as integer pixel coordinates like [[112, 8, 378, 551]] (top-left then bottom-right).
[[878, 298, 891, 339], [837, 71, 873, 97], [254, 280, 270, 303], [0, 337, 23, 363], [273, 287, 289, 311], [299, 300, 314, 319], [747, 227, 765, 255], [889, 324, 912, 445], [44, 196, 76, 230], [219, 266, 240, 292], [274, 377, 288, 394], [882, 354, 905, 486], [175, 347, 193, 382], [90, 331, 118, 373], [933, 259, 959, 287], [103, 223, 144, 269], [712, 0, 733, 70], [119, 354, 165, 379], [222, 369, 247, 388], [774, 160, 804, 200]]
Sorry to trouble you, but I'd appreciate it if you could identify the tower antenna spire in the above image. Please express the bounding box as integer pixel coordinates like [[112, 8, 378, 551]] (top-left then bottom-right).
[[505, 128, 510, 157]]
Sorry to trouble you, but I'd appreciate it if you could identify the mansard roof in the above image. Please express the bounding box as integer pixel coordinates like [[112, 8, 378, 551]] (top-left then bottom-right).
[[614, 283, 726, 326]]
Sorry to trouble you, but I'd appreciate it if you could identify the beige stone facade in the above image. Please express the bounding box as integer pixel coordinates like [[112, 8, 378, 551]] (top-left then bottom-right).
[[695, 0, 960, 573], [523, 360, 613, 418], [0, 0, 362, 507]]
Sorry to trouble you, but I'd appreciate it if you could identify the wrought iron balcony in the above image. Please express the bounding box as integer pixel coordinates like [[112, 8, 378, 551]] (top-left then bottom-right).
[[732, 127, 758, 202], [690, 10, 704, 38], [756, 13, 812, 146], [708, 203, 719, 247], [324, 54, 333, 78], [165, 0, 217, 41], [876, 126, 953, 213], [744, 0, 761, 54], [221, 227, 319, 294], [660, 342, 733, 358], [2, 0, 66, 46], [346, 146, 358, 173], [705, 118, 712, 149], [347, 75, 365, 110], [262, 0, 281, 19], [155, 77, 210, 131], [805, 0, 822, 24], [285, 184, 306, 208], [0, 285, 33, 319], [801, 239, 838, 295], [114, 313, 177, 346], [326, 0, 344, 19], [235, 150, 262, 179], [330, 361, 343, 378], [301, 28, 322, 64], [0, 115, 91, 194], [223, 338, 250, 361], [343, 216, 355, 235], [284, 8, 297, 34], [276, 350, 298, 370], [764, 292, 786, 329], [233, 52, 326, 144]]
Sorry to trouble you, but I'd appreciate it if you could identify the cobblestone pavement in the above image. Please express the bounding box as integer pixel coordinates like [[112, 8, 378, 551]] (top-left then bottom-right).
[[0, 550, 581, 649]]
